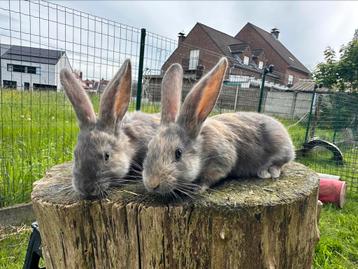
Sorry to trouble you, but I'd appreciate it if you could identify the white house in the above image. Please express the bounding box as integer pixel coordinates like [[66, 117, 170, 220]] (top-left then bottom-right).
[[0, 44, 71, 90]]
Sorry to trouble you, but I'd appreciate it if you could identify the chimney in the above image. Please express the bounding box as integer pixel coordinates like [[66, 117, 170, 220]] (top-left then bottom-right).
[[178, 32, 186, 45], [271, 28, 280, 39]]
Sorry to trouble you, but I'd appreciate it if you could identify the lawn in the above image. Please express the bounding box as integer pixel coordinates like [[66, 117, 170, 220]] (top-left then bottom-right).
[[1, 194, 357, 268], [0, 90, 159, 206]]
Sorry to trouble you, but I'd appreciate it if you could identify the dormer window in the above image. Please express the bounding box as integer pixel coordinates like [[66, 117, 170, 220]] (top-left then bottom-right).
[[258, 61, 264, 69], [189, 50, 200, 70], [243, 56, 249, 65]]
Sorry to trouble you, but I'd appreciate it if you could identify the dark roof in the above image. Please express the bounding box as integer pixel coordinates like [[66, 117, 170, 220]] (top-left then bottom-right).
[[238, 23, 310, 74], [196, 23, 268, 75], [0, 44, 10, 56], [228, 43, 249, 53], [0, 44, 65, 65], [197, 23, 243, 58]]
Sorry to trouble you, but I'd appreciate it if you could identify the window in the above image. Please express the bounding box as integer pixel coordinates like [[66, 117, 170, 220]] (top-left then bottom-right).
[[258, 61, 264, 69], [13, 64, 26, 73], [7, 64, 39, 74], [3, 80, 17, 89], [27, 66, 37, 74], [243, 56, 249, 65], [189, 50, 200, 70], [288, 75, 294, 85], [33, 83, 57, 91]]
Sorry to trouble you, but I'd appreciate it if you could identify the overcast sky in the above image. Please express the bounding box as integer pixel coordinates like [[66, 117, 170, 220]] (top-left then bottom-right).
[[53, 1, 358, 71]]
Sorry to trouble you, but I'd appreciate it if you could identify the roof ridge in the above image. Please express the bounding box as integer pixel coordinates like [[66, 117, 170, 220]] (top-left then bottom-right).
[[245, 23, 310, 74], [197, 22, 238, 40], [197, 23, 228, 56], [10, 44, 65, 53]]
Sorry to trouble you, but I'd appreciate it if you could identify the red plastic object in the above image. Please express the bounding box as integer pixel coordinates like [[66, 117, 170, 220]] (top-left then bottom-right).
[[319, 177, 347, 208]]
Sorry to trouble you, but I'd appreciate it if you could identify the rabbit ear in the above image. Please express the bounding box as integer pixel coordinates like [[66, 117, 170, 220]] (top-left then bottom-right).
[[98, 59, 131, 130], [60, 68, 96, 129], [177, 57, 228, 137], [161, 63, 183, 125]]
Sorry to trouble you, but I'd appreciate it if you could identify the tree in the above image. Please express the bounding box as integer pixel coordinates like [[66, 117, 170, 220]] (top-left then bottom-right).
[[314, 31, 358, 92], [314, 31, 358, 141], [338, 39, 358, 90], [314, 47, 339, 89]]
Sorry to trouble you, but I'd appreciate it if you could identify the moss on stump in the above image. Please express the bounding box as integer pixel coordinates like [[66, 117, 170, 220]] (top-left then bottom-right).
[[32, 162, 320, 269]]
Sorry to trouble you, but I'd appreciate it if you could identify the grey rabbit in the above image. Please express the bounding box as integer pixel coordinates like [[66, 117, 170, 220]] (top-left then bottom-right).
[[60, 59, 159, 198], [142, 57, 295, 196]]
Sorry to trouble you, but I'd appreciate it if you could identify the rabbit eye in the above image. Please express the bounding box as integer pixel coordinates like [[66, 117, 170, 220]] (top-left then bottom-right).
[[104, 152, 110, 161], [175, 148, 182, 161]]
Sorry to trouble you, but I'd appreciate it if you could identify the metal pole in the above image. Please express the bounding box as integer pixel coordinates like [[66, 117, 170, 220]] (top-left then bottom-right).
[[258, 71, 267, 113], [257, 65, 273, 113], [234, 83, 239, 111], [136, 28, 146, 111], [304, 84, 318, 143]]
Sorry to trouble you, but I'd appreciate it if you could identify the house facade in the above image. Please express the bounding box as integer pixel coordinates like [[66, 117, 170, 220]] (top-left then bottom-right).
[[162, 22, 310, 87], [235, 23, 311, 85], [0, 44, 71, 90]]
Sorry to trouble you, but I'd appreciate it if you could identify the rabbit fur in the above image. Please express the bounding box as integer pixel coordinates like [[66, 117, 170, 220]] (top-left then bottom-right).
[[60, 59, 159, 198], [142, 58, 295, 195]]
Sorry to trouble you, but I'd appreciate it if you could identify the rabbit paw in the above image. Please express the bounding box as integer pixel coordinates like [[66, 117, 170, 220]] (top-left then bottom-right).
[[269, 166, 281, 179], [197, 184, 209, 193], [258, 169, 271, 179]]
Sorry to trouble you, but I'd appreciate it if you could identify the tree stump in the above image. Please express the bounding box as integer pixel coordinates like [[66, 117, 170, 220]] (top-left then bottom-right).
[[31, 162, 320, 269]]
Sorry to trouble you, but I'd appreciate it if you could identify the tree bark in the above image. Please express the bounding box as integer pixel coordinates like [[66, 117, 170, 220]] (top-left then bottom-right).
[[32, 162, 320, 269]]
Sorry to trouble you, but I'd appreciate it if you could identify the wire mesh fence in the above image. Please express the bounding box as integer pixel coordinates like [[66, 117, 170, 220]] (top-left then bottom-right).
[[0, 0, 357, 207], [0, 0, 176, 206], [299, 92, 358, 193]]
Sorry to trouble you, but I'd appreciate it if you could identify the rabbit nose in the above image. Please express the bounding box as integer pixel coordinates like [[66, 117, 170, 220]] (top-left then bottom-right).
[[83, 184, 96, 195], [152, 184, 160, 191], [147, 178, 160, 192]]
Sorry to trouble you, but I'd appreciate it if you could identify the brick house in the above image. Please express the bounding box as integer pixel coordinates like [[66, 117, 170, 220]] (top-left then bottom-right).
[[162, 22, 310, 87], [235, 23, 311, 85]]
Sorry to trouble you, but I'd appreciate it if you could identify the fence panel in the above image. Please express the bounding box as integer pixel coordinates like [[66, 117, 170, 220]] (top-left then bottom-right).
[[300, 92, 358, 192]]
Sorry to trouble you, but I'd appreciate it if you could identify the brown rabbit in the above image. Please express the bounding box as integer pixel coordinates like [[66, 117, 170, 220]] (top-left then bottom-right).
[[60, 60, 159, 198], [142, 58, 295, 196]]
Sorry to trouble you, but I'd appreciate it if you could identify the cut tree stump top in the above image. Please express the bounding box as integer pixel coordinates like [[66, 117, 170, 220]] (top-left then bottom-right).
[[32, 162, 319, 209]]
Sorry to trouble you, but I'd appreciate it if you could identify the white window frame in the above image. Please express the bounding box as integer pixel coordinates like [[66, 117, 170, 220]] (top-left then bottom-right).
[[258, 61, 263, 69], [288, 74, 294, 85], [7, 64, 13, 72], [189, 50, 200, 70], [243, 56, 249, 65]]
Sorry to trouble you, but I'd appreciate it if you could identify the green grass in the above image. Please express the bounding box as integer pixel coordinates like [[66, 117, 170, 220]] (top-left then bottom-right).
[[0, 90, 159, 206], [313, 193, 358, 269], [0, 227, 31, 268], [0, 195, 356, 268]]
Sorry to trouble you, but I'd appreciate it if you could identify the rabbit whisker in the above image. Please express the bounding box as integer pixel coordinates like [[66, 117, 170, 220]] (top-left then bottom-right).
[[130, 160, 143, 170]]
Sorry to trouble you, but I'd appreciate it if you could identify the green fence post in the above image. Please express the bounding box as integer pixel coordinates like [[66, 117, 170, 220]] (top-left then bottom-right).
[[136, 28, 146, 111], [257, 64, 273, 113], [304, 84, 318, 143]]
